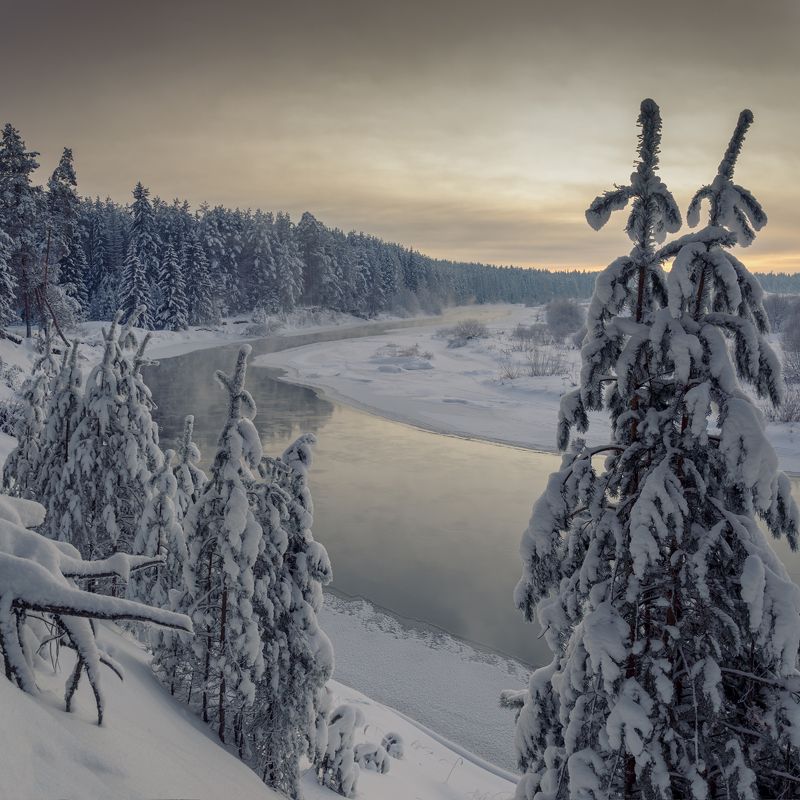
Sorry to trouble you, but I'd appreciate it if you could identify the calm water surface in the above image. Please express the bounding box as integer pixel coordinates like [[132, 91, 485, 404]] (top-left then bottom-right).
[[143, 321, 800, 665]]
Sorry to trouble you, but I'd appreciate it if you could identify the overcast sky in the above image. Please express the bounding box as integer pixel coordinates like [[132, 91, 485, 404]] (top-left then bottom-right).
[[1, 0, 798, 271]]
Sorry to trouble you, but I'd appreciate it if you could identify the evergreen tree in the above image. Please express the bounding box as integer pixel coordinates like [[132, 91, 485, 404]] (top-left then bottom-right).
[[119, 242, 151, 328], [512, 101, 800, 799], [129, 182, 160, 318], [46, 148, 79, 260], [156, 242, 188, 330], [56, 312, 165, 561], [36, 340, 83, 539], [246, 213, 279, 313], [183, 345, 265, 744], [274, 211, 303, 311], [173, 414, 207, 519], [0, 230, 15, 328], [0, 124, 40, 336], [58, 240, 89, 316], [183, 228, 216, 325], [1, 328, 59, 498], [249, 434, 333, 796]]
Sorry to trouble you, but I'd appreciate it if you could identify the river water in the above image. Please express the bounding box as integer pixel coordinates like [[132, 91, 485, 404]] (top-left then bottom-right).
[[143, 320, 800, 667]]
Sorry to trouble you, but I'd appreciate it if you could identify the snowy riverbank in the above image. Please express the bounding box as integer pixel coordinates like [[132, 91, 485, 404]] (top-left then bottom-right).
[[253, 304, 800, 475]]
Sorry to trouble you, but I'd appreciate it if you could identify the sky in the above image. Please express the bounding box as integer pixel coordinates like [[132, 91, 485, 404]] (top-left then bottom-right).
[[1, 0, 798, 272]]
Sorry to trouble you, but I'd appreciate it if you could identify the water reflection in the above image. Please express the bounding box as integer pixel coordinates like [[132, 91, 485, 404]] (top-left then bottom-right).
[[144, 325, 800, 666]]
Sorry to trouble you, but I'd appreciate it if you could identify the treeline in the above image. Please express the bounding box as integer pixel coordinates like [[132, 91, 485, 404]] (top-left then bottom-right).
[[0, 122, 599, 336]]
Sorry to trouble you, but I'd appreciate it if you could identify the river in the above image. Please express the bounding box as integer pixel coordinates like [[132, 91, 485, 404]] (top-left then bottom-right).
[[143, 318, 800, 667]]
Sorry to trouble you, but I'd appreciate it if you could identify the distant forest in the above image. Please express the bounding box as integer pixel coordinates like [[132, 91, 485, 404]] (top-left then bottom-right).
[[0, 123, 798, 336]]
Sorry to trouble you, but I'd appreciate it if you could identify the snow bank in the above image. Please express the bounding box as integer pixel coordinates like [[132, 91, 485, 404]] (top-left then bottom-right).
[[253, 305, 800, 474]]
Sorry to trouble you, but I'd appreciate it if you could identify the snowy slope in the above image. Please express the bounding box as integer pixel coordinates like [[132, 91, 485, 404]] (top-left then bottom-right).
[[0, 625, 280, 800]]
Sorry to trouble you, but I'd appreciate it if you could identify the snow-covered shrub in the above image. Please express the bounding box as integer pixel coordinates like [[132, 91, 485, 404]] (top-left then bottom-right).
[[440, 318, 489, 348], [523, 347, 568, 377], [245, 307, 283, 337], [318, 704, 365, 797], [354, 742, 391, 774], [513, 322, 551, 348], [545, 297, 584, 342], [765, 385, 800, 423], [381, 731, 404, 759], [0, 493, 192, 724], [513, 102, 800, 799]]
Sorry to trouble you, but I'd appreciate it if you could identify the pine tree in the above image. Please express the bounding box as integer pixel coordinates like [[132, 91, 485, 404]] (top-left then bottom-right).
[[183, 345, 265, 744], [1, 328, 59, 498], [155, 242, 188, 330], [274, 211, 303, 311], [512, 101, 800, 799], [317, 705, 365, 797], [58, 240, 89, 316], [246, 213, 279, 313], [119, 242, 151, 328], [183, 229, 216, 325], [129, 182, 160, 319]]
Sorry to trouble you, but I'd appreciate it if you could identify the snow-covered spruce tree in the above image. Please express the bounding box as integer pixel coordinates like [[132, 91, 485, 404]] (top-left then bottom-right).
[[0, 492, 192, 725], [36, 341, 83, 538], [183, 228, 217, 325], [156, 242, 188, 331], [119, 243, 152, 328], [0, 231, 16, 330], [512, 101, 800, 800], [2, 327, 60, 498], [250, 433, 334, 794], [173, 415, 208, 520], [183, 345, 264, 744], [56, 311, 167, 564]]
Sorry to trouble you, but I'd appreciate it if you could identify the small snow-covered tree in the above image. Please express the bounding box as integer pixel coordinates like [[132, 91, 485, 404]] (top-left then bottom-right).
[[0, 493, 192, 725], [183, 345, 264, 744], [2, 328, 59, 498], [252, 433, 334, 793], [512, 102, 800, 799], [156, 242, 188, 331], [56, 312, 167, 563], [36, 341, 83, 540], [317, 704, 365, 797], [173, 414, 207, 519]]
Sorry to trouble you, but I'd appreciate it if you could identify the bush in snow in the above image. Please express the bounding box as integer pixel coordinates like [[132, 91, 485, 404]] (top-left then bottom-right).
[[545, 297, 584, 342], [440, 318, 489, 348], [512, 102, 800, 799], [317, 704, 365, 797], [0, 493, 192, 724], [381, 731, 404, 759], [354, 742, 391, 774]]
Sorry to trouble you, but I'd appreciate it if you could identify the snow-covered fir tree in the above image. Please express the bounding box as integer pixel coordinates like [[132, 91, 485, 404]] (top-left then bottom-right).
[[155, 242, 188, 331], [55, 312, 167, 564], [1, 328, 59, 498], [35, 340, 83, 538], [0, 124, 40, 336], [128, 182, 160, 319], [246, 212, 280, 313], [182, 228, 217, 325], [58, 239, 89, 317], [173, 414, 207, 520], [119, 243, 151, 328], [0, 230, 15, 329], [512, 101, 800, 799], [183, 345, 264, 744]]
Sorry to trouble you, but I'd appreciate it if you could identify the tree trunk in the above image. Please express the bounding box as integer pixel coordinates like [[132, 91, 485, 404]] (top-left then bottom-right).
[[217, 584, 228, 742]]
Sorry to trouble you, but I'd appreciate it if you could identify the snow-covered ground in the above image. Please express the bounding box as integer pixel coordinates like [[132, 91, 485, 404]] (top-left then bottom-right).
[[253, 305, 800, 475], [0, 621, 515, 800], [0, 310, 520, 800]]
